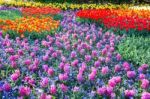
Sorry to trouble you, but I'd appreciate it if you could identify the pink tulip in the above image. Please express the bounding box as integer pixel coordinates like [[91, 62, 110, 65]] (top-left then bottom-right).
[[127, 71, 136, 78], [50, 85, 57, 94], [19, 86, 31, 96], [141, 79, 149, 89]]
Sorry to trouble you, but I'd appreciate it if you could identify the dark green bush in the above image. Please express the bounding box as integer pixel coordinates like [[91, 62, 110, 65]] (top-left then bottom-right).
[[117, 36, 150, 66]]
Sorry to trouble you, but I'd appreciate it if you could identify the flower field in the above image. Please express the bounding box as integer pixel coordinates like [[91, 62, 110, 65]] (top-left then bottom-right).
[[0, 1, 150, 99]]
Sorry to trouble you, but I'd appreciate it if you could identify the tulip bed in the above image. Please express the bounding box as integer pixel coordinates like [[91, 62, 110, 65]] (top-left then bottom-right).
[[76, 9, 150, 34], [0, 6, 62, 39], [0, 5, 150, 99]]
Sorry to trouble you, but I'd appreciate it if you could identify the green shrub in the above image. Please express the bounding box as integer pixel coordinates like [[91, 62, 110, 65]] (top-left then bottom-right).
[[117, 36, 150, 66], [0, 10, 22, 20]]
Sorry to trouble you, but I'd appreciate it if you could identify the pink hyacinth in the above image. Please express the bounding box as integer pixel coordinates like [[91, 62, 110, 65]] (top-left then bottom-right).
[[106, 86, 114, 96], [11, 61, 17, 68], [89, 73, 96, 81], [101, 66, 109, 75], [59, 74, 65, 81], [40, 77, 49, 87], [24, 59, 31, 65], [114, 64, 121, 72], [92, 50, 97, 57], [60, 84, 68, 92], [42, 65, 49, 72], [3, 82, 11, 92], [71, 51, 77, 58], [141, 92, 150, 99], [11, 73, 19, 81], [139, 74, 146, 79], [51, 52, 58, 58], [97, 86, 106, 95], [85, 55, 91, 62], [0, 31, 2, 36], [77, 73, 83, 82], [43, 55, 49, 61], [73, 86, 80, 92], [125, 90, 136, 97], [63, 65, 70, 73], [81, 62, 87, 71], [108, 79, 116, 88], [50, 85, 57, 94], [19, 86, 31, 96], [141, 79, 149, 89], [123, 62, 130, 71], [127, 71, 136, 78], [116, 53, 122, 61], [94, 61, 100, 67], [47, 68, 54, 76], [71, 59, 79, 67], [138, 64, 149, 72], [59, 62, 64, 69]]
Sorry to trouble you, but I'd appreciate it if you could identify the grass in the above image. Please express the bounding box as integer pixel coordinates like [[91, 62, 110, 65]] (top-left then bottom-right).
[[117, 35, 150, 66], [0, 10, 22, 20]]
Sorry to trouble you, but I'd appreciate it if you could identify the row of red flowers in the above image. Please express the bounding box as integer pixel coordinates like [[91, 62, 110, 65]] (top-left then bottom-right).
[[21, 7, 61, 16], [76, 9, 150, 31]]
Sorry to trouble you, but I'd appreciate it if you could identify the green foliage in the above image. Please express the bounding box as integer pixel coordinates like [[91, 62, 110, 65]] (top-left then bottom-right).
[[53, 14, 63, 21], [0, 10, 22, 20], [117, 36, 150, 66]]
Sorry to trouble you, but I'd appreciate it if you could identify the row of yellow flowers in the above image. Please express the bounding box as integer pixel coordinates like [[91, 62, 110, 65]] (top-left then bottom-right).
[[0, 0, 133, 10]]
